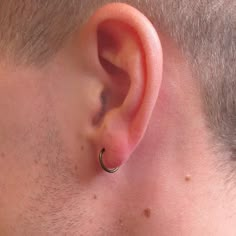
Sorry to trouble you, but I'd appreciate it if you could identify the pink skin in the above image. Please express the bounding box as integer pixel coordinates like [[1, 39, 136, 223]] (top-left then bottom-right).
[[0, 3, 235, 236]]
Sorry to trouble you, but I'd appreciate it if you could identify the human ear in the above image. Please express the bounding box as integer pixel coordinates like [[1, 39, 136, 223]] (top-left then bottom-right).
[[79, 3, 163, 169]]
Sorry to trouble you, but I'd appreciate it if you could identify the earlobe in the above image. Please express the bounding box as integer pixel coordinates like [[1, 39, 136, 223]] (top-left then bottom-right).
[[84, 3, 163, 170]]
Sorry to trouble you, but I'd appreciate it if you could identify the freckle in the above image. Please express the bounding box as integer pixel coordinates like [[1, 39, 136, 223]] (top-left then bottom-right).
[[93, 194, 97, 200], [185, 175, 191, 182], [81, 146, 84, 151], [119, 219, 123, 225], [1, 152, 5, 158], [74, 165, 78, 172], [34, 159, 39, 165], [143, 208, 151, 218]]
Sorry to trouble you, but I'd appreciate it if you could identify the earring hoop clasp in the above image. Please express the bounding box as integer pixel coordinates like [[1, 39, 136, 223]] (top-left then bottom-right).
[[99, 148, 119, 173]]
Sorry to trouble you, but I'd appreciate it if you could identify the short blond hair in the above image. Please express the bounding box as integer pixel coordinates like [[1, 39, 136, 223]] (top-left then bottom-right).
[[1, 1, 236, 161]]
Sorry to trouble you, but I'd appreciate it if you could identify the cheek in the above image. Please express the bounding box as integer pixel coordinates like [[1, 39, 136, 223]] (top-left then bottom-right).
[[0, 93, 52, 230], [0, 75, 108, 233], [0, 121, 86, 234], [0, 146, 45, 234]]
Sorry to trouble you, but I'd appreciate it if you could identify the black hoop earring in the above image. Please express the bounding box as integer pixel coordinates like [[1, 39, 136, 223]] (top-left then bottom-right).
[[99, 148, 119, 173]]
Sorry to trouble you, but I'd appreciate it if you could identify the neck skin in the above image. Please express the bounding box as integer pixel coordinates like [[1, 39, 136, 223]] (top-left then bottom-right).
[[123, 35, 236, 235]]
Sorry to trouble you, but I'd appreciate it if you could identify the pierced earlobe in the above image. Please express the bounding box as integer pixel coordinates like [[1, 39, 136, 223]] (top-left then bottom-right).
[[99, 148, 119, 174]]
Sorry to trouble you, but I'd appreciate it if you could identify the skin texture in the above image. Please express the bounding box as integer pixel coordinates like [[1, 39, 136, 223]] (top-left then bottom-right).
[[0, 3, 235, 235]]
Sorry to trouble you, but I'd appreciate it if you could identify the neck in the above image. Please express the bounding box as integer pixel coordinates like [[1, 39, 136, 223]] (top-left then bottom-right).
[[126, 37, 236, 234]]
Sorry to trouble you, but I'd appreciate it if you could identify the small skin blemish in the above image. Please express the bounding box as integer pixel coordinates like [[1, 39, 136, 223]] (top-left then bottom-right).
[[185, 175, 192, 182], [81, 146, 84, 151], [119, 219, 124, 226], [74, 165, 78, 172], [1, 152, 5, 158], [143, 208, 151, 219], [93, 194, 97, 200]]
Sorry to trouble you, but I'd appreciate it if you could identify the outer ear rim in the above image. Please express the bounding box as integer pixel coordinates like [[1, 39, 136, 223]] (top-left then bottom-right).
[[91, 3, 163, 137]]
